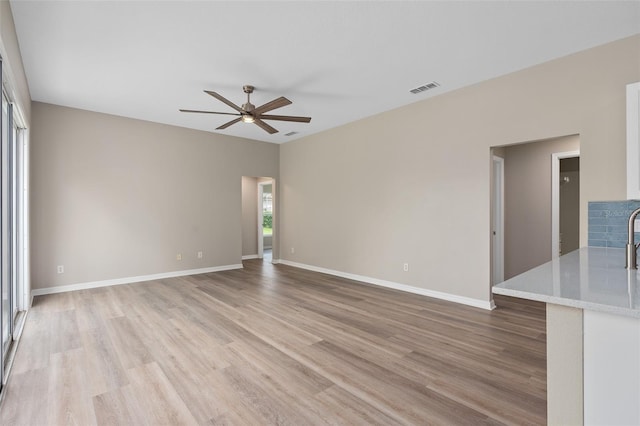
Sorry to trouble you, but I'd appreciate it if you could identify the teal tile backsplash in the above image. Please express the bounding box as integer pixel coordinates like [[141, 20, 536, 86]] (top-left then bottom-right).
[[588, 200, 640, 248]]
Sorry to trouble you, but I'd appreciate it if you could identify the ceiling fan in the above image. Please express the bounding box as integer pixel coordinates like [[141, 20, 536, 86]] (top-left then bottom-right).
[[180, 85, 311, 134]]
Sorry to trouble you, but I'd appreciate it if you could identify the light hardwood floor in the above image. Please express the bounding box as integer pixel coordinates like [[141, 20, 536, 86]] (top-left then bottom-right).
[[0, 260, 546, 425]]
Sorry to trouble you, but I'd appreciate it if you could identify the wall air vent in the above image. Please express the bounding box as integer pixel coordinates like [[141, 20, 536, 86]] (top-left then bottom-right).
[[284, 131, 298, 137], [410, 81, 440, 94]]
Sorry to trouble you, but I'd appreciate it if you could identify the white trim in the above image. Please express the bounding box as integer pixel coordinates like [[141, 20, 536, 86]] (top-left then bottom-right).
[[242, 254, 259, 260], [0, 41, 29, 131], [31, 264, 243, 296], [279, 260, 494, 310], [16, 127, 28, 312], [491, 155, 505, 285], [257, 179, 274, 260], [257, 182, 264, 258], [551, 150, 580, 259], [20, 129, 29, 309], [271, 259, 281, 264], [627, 82, 640, 199], [271, 179, 277, 262]]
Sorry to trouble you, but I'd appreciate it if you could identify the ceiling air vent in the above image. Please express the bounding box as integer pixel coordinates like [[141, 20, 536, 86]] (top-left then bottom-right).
[[284, 131, 298, 137], [410, 81, 440, 94]]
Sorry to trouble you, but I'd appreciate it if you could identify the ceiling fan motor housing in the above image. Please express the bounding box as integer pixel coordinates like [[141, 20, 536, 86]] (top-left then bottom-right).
[[242, 102, 255, 113]]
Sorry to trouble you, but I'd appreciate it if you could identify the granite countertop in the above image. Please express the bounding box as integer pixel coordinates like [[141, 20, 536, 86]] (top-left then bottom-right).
[[493, 247, 640, 318]]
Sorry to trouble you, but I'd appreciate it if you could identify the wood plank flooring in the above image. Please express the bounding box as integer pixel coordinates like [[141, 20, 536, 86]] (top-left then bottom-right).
[[0, 260, 546, 425]]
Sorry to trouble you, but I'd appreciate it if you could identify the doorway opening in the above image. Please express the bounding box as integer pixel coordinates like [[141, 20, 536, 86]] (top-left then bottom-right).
[[552, 152, 580, 258], [241, 176, 276, 264], [490, 135, 580, 294], [258, 180, 273, 262]]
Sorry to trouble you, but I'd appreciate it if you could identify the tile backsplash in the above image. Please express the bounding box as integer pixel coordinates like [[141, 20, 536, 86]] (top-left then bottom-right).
[[588, 200, 640, 248]]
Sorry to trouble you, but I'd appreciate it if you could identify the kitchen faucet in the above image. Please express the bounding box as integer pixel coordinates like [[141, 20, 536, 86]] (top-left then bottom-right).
[[626, 207, 640, 269]]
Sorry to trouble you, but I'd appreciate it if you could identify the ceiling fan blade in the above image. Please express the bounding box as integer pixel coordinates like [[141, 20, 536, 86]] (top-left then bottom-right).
[[216, 117, 242, 130], [204, 90, 244, 113], [179, 109, 241, 116], [258, 114, 311, 123], [254, 118, 278, 134], [253, 97, 292, 115]]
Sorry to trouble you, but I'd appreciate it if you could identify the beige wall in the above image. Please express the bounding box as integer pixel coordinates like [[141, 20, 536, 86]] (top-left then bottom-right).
[[31, 102, 279, 289], [241, 176, 258, 256], [503, 135, 580, 279], [280, 35, 640, 303], [0, 1, 31, 124]]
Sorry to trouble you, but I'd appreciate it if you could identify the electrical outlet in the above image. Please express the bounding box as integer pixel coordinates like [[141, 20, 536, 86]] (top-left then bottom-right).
[[176, 253, 182, 261], [57, 265, 64, 274], [197, 251, 203, 259], [291, 247, 295, 254], [403, 263, 409, 272]]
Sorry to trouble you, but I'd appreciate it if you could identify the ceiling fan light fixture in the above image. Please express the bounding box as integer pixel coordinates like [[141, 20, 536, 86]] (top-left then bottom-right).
[[242, 114, 255, 123]]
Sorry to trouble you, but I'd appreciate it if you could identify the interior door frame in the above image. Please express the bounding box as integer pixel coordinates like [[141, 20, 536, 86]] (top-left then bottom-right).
[[257, 182, 264, 259], [257, 179, 274, 260], [551, 150, 580, 259], [491, 155, 505, 285]]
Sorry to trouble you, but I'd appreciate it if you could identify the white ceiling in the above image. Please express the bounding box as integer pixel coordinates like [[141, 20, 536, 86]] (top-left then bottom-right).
[[9, 1, 640, 144]]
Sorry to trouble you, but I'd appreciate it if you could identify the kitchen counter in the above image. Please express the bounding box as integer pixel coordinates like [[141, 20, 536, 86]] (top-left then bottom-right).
[[493, 246, 640, 425], [493, 246, 640, 318]]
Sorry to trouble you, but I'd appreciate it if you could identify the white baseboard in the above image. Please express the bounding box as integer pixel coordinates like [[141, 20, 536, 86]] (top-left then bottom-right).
[[489, 298, 497, 310], [31, 260, 494, 310], [278, 260, 493, 310], [242, 254, 259, 260], [31, 264, 243, 296]]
